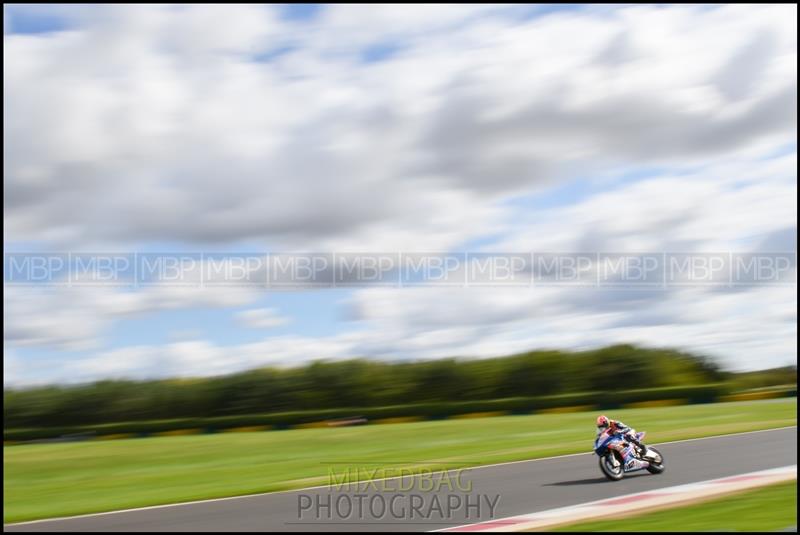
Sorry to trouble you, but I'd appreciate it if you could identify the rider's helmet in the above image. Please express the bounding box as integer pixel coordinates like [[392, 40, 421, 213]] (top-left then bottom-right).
[[596, 415, 610, 430]]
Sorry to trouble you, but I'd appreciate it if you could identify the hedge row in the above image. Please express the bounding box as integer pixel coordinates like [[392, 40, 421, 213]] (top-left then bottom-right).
[[6, 345, 735, 428], [4, 383, 751, 442], [741, 385, 797, 397]]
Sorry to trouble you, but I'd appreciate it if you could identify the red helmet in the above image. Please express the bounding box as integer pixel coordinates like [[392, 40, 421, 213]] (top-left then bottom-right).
[[596, 415, 610, 429]]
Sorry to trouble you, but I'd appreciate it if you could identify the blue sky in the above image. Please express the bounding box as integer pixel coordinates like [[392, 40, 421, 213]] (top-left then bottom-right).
[[4, 5, 70, 34], [104, 289, 353, 347], [3, 4, 797, 384]]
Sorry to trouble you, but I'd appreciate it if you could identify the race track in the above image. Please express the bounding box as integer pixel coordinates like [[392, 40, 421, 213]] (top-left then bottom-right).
[[5, 427, 797, 532]]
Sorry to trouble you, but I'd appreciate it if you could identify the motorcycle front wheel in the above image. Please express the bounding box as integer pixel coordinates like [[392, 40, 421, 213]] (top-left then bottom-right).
[[599, 452, 624, 481], [645, 447, 665, 474]]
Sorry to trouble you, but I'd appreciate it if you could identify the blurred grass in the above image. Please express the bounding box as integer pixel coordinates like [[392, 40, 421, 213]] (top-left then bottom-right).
[[4, 398, 796, 523], [555, 480, 797, 532]]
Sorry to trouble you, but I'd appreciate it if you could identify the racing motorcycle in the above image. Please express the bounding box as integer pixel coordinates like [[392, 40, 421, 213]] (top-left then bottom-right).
[[593, 428, 665, 481]]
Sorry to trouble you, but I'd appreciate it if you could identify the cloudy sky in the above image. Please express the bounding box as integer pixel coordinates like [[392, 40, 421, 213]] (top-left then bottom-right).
[[3, 4, 797, 385]]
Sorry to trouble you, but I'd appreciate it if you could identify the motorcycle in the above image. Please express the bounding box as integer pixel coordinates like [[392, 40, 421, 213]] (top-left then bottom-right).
[[593, 429, 665, 481]]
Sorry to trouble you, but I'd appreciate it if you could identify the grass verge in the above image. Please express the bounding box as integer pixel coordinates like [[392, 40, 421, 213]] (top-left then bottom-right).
[[555, 480, 797, 532]]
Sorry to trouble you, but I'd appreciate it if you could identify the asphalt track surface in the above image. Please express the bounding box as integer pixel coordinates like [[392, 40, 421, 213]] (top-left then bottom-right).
[[5, 427, 797, 532]]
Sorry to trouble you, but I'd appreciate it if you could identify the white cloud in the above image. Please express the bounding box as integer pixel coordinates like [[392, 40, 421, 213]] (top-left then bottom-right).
[[3, 4, 797, 384], [4, 4, 796, 250], [236, 307, 290, 329], [496, 153, 797, 254], [3, 283, 260, 351]]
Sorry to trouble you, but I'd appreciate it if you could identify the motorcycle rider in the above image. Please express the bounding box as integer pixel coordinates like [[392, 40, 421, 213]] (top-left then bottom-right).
[[596, 414, 647, 470]]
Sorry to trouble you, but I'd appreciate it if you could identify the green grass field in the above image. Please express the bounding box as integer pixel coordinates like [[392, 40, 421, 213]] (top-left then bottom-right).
[[3, 398, 796, 523], [556, 480, 797, 532]]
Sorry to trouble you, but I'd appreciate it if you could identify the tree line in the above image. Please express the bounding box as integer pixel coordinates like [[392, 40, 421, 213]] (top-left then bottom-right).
[[4, 344, 793, 429]]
